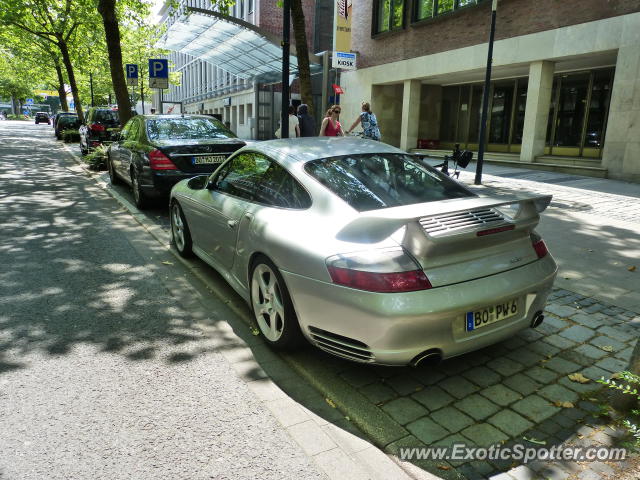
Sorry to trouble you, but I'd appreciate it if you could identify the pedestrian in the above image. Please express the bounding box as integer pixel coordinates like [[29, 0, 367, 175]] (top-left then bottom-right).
[[297, 103, 316, 137], [346, 101, 381, 140], [319, 105, 344, 137], [285, 105, 300, 138]]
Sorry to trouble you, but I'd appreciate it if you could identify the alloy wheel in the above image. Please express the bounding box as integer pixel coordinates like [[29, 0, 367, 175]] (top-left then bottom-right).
[[251, 264, 285, 342], [171, 204, 185, 252]]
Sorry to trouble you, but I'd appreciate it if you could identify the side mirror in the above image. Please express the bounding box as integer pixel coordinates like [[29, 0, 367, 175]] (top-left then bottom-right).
[[206, 179, 217, 190]]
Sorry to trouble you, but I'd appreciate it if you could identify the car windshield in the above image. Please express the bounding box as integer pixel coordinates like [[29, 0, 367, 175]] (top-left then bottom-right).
[[95, 110, 119, 124], [304, 153, 473, 212], [146, 117, 236, 140]]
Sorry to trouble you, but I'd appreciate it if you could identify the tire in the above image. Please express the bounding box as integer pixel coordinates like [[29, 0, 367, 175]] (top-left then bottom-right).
[[131, 169, 149, 209], [107, 155, 122, 185], [250, 255, 304, 349], [170, 201, 193, 258]]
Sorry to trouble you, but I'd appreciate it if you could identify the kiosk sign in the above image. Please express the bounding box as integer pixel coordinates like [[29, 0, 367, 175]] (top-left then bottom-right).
[[332, 51, 356, 70]]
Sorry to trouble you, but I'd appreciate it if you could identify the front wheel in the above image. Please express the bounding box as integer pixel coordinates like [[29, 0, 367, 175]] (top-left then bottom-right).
[[250, 256, 304, 349], [170, 201, 193, 258]]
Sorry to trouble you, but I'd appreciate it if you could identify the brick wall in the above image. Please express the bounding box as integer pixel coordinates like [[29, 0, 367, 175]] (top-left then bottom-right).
[[258, 0, 316, 48], [353, 0, 640, 69]]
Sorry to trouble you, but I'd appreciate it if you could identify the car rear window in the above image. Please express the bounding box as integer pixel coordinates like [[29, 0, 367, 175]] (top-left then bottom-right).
[[304, 153, 473, 212], [94, 110, 119, 124], [146, 117, 236, 140]]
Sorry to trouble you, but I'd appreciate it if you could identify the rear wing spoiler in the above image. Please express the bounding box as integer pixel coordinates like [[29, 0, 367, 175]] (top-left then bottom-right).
[[336, 194, 552, 243]]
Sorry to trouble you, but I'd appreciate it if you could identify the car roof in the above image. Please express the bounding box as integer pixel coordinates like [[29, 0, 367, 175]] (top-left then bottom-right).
[[249, 137, 406, 167], [137, 114, 217, 120]]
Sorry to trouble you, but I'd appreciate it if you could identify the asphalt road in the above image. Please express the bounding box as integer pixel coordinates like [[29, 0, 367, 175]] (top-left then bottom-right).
[[0, 120, 325, 480]]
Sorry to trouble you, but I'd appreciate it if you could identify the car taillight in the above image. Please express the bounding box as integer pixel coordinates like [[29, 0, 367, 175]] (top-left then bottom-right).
[[326, 247, 432, 293], [148, 149, 177, 170], [531, 232, 548, 259], [89, 123, 105, 132]]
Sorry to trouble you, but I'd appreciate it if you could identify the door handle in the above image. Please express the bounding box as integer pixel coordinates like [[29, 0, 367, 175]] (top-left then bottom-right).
[[244, 212, 254, 220], [227, 220, 238, 229]]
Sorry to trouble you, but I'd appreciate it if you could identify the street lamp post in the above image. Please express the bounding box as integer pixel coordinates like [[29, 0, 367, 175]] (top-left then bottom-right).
[[281, 0, 290, 139], [474, 0, 498, 185]]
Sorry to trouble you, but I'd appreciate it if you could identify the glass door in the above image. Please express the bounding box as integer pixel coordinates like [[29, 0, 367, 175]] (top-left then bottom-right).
[[488, 82, 515, 152]]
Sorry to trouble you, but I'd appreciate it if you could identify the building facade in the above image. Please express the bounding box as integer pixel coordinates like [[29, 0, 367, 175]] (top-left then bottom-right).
[[159, 0, 328, 139], [341, 0, 640, 181]]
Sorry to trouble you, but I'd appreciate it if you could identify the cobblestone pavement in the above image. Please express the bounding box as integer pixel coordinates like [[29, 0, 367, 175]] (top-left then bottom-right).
[[327, 288, 639, 479]]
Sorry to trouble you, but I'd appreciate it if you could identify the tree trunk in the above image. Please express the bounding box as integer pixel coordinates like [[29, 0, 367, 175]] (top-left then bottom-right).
[[53, 60, 69, 112], [610, 339, 640, 412], [291, 0, 314, 115], [57, 36, 84, 124], [98, 0, 132, 127]]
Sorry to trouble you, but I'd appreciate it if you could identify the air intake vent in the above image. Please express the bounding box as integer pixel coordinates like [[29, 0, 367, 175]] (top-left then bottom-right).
[[420, 208, 507, 236], [308, 326, 374, 363]]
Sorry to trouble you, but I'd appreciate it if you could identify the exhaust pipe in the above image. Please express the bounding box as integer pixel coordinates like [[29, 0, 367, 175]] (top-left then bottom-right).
[[530, 310, 544, 328], [411, 349, 442, 367]]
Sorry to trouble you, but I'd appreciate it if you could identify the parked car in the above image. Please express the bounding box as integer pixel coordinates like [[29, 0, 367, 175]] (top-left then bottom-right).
[[79, 107, 125, 155], [55, 115, 80, 140], [107, 114, 246, 208], [52, 112, 75, 131], [35, 112, 50, 125], [169, 138, 558, 365]]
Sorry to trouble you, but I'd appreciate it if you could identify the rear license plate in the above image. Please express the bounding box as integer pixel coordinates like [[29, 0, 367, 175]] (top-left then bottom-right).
[[193, 155, 226, 165], [466, 298, 519, 331]]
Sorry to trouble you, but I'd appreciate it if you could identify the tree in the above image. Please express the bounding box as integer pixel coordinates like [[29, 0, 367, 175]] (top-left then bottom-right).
[[97, 0, 133, 126], [290, 0, 313, 114], [0, 0, 96, 123]]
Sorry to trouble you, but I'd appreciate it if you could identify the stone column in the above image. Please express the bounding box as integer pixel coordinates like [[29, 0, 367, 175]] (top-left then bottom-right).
[[400, 80, 422, 151], [520, 61, 555, 163], [602, 23, 640, 181]]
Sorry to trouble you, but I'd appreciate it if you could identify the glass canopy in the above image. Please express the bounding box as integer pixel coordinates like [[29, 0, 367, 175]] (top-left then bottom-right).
[[160, 7, 299, 79]]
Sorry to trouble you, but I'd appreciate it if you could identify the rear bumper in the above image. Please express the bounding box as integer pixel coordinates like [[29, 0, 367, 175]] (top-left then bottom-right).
[[281, 255, 558, 366], [142, 172, 199, 198]]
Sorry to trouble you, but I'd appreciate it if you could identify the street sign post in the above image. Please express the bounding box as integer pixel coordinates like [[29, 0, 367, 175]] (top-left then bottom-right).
[[332, 52, 357, 70], [126, 64, 139, 86], [148, 59, 168, 89]]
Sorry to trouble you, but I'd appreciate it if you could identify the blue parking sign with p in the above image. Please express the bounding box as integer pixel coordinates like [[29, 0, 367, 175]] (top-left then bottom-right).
[[126, 64, 138, 78], [148, 59, 168, 89], [126, 64, 138, 86]]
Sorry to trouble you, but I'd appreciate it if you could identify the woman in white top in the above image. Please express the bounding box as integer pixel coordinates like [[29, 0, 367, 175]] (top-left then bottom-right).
[[286, 105, 300, 138]]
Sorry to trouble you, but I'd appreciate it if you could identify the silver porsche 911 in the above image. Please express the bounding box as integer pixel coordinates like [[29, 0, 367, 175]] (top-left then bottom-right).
[[169, 138, 557, 366]]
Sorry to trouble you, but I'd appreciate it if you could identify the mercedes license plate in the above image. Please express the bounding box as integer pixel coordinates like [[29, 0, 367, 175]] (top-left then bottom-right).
[[466, 298, 518, 331], [193, 155, 225, 165]]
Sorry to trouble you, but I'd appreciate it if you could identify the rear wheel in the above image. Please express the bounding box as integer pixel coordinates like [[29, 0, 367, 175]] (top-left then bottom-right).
[[171, 202, 193, 257], [107, 154, 121, 185], [250, 256, 304, 349], [131, 170, 149, 209]]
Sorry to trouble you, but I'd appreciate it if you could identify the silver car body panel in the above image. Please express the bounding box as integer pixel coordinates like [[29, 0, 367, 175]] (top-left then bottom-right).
[[171, 138, 558, 365]]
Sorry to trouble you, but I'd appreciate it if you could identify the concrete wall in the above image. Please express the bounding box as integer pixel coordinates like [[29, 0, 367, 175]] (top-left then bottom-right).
[[372, 84, 404, 147], [418, 85, 442, 141]]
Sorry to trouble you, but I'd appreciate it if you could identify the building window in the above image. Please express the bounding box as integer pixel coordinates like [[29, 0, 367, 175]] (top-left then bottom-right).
[[415, 0, 483, 22], [239, 104, 245, 124], [375, 0, 405, 34]]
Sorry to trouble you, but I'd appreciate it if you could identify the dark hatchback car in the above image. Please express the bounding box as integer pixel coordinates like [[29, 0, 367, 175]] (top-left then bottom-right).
[[55, 115, 80, 140], [79, 107, 123, 155], [35, 112, 50, 124], [52, 112, 75, 131], [107, 114, 246, 208]]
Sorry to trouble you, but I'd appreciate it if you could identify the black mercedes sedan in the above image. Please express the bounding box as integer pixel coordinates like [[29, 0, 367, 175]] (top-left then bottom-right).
[[107, 114, 246, 208]]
